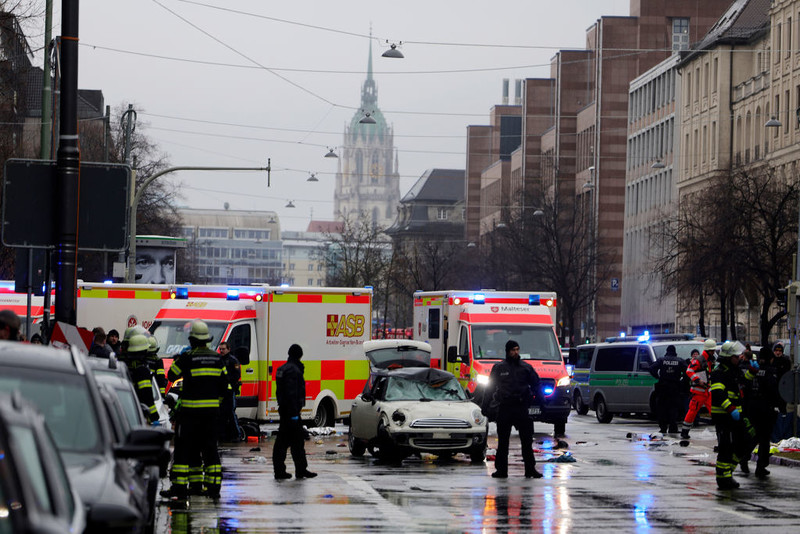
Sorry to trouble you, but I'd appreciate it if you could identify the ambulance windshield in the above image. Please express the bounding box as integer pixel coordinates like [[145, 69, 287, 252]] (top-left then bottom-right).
[[471, 325, 560, 361], [151, 320, 228, 356]]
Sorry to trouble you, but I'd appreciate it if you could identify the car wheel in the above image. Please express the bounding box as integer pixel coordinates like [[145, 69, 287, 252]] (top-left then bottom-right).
[[574, 391, 589, 415], [469, 441, 486, 463], [348, 420, 366, 457], [313, 399, 333, 428], [595, 395, 613, 423], [375, 420, 401, 461]]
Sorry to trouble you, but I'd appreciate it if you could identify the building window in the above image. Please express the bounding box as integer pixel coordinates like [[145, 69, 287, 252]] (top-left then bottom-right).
[[672, 18, 690, 52], [437, 207, 449, 220]]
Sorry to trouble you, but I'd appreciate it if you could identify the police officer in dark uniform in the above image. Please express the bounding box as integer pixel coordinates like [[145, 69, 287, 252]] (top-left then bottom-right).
[[748, 347, 782, 478], [481, 340, 543, 479], [217, 342, 243, 442], [273, 344, 316, 480], [649, 344, 688, 434], [167, 320, 229, 503]]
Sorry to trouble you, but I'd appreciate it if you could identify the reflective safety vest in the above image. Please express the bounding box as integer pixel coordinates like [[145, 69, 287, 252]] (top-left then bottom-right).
[[710, 360, 753, 416], [168, 346, 230, 413]]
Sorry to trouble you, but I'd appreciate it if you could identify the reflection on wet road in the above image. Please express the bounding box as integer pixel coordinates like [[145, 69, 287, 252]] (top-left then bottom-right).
[[156, 414, 800, 532]]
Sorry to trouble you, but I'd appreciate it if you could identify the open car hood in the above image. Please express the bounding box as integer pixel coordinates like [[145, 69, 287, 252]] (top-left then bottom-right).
[[363, 339, 432, 369]]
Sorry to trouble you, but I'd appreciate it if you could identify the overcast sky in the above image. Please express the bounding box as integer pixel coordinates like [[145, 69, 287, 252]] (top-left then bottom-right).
[[57, 0, 631, 231]]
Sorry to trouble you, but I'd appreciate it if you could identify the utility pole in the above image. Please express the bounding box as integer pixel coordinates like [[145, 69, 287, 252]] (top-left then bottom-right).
[[53, 0, 80, 325]]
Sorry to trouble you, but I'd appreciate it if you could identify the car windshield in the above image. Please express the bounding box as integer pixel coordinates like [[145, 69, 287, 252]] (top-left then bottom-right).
[[652, 343, 705, 361], [94, 375, 143, 428], [384, 376, 467, 401], [471, 325, 561, 361], [366, 346, 431, 369], [0, 369, 100, 453], [151, 319, 227, 357]]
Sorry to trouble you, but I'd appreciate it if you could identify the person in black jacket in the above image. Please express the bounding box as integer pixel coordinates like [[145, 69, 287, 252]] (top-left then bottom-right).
[[649, 344, 688, 434], [273, 344, 316, 480], [481, 340, 542, 479], [748, 347, 782, 478], [217, 342, 243, 442]]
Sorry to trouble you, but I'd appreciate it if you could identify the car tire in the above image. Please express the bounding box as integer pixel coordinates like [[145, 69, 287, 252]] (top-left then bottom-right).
[[574, 391, 589, 415], [375, 420, 402, 462], [348, 421, 366, 457], [313, 400, 333, 428], [595, 395, 613, 423], [469, 441, 486, 463]]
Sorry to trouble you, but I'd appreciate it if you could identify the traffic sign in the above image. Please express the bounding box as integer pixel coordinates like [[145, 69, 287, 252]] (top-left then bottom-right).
[[2, 159, 130, 251]]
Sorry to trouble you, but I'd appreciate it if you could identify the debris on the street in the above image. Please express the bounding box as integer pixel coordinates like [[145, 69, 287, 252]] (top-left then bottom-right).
[[326, 450, 337, 455], [545, 452, 576, 463], [307, 426, 337, 436], [777, 437, 800, 451], [241, 456, 268, 464], [249, 446, 262, 452]]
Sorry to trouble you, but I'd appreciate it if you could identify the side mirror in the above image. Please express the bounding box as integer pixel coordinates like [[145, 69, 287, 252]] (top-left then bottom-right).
[[233, 346, 251, 366], [114, 427, 173, 465], [568, 348, 578, 366], [447, 346, 468, 364], [361, 393, 373, 403]]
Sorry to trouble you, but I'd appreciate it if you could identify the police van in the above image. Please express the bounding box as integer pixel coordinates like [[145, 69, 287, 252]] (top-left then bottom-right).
[[569, 333, 704, 423]]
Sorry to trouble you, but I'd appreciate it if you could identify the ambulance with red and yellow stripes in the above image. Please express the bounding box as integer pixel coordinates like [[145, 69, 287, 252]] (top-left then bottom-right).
[[150, 285, 372, 428], [0, 281, 174, 337], [412, 290, 572, 436]]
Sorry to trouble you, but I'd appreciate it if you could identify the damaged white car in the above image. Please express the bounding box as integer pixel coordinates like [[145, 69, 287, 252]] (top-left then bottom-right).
[[348, 340, 488, 462]]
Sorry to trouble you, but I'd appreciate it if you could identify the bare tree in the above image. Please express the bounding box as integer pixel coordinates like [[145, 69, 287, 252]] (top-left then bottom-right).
[[653, 167, 798, 344]]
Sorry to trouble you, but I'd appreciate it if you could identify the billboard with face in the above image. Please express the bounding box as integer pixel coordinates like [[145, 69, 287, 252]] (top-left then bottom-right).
[[136, 246, 176, 284]]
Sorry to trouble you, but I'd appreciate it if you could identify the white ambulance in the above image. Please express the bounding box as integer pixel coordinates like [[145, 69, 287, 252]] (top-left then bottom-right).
[[1, 281, 175, 336], [412, 290, 571, 435], [150, 285, 373, 429]]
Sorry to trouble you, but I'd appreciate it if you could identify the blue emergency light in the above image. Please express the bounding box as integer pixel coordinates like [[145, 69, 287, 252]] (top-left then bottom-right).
[[103, 279, 114, 285], [529, 294, 540, 306], [227, 289, 240, 301], [176, 287, 189, 299], [543, 386, 555, 396], [637, 330, 650, 342], [473, 293, 485, 304]]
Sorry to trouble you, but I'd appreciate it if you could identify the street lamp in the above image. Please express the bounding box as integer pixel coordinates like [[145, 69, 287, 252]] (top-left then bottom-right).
[[324, 147, 338, 158], [382, 42, 404, 58], [765, 116, 782, 128], [125, 163, 270, 282]]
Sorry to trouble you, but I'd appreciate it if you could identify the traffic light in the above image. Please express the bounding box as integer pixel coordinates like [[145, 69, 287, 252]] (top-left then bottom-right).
[[777, 287, 788, 312]]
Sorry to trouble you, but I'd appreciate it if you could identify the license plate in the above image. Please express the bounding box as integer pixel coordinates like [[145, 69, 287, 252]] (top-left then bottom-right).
[[528, 406, 541, 416], [432, 432, 450, 439]]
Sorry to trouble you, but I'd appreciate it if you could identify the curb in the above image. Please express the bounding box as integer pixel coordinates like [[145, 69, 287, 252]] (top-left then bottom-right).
[[750, 453, 800, 468]]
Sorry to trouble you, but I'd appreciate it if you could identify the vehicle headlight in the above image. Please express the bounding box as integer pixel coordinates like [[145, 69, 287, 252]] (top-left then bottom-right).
[[476, 374, 490, 385], [391, 409, 407, 426], [557, 376, 571, 387], [472, 408, 486, 425]]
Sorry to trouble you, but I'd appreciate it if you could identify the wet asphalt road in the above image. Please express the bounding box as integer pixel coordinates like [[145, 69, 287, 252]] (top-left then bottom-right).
[[155, 412, 800, 533]]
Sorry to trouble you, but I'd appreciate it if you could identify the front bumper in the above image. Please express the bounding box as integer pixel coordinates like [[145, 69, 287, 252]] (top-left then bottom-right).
[[387, 429, 487, 452]]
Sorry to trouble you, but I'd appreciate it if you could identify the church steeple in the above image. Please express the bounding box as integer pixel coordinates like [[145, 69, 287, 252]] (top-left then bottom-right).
[[361, 38, 377, 109]]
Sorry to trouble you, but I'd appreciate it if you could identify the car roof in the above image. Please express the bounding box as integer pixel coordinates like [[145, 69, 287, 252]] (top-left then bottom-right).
[[371, 366, 456, 383], [0, 341, 84, 374]]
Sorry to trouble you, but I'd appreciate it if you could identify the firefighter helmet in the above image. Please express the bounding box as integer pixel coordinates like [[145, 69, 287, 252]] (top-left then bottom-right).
[[147, 336, 159, 354], [703, 338, 716, 351], [126, 334, 150, 354], [188, 320, 212, 342], [718, 341, 745, 358]]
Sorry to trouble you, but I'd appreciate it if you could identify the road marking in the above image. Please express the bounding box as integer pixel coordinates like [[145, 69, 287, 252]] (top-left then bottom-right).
[[341, 474, 425, 532], [714, 506, 756, 521]]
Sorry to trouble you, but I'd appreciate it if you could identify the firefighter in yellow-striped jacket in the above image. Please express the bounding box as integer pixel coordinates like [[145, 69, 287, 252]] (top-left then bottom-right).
[[167, 320, 229, 504], [710, 341, 756, 490], [123, 334, 159, 423], [147, 336, 167, 397]]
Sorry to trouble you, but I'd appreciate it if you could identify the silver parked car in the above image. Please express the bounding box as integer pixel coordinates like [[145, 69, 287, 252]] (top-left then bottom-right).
[[348, 340, 488, 463]]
